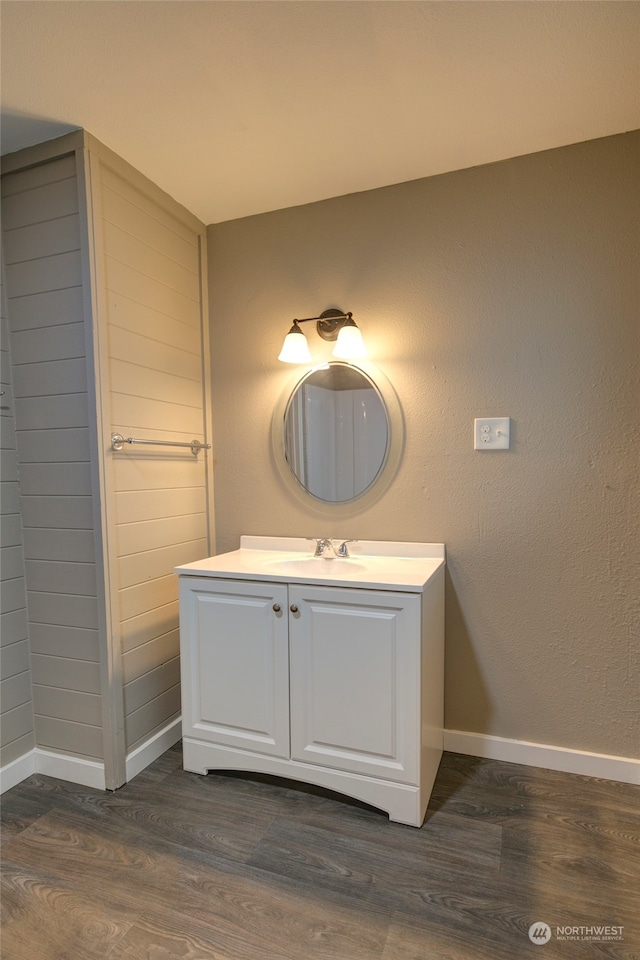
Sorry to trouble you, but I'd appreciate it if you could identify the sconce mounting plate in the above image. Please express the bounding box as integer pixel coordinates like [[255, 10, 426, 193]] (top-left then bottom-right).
[[316, 308, 348, 342]]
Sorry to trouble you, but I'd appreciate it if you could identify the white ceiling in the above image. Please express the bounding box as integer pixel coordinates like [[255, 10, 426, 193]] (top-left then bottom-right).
[[2, 1, 639, 224]]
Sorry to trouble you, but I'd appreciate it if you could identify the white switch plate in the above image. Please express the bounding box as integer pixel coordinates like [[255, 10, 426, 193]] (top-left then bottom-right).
[[474, 417, 510, 450]]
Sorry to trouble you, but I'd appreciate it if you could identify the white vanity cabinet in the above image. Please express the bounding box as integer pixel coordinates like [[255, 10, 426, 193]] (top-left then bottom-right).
[[176, 537, 445, 827]]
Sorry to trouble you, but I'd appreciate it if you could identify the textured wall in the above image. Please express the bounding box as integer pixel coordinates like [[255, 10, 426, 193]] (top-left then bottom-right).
[[208, 132, 639, 760]]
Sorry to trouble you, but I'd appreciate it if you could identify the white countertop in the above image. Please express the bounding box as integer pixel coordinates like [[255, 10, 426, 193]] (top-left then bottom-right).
[[175, 536, 445, 593]]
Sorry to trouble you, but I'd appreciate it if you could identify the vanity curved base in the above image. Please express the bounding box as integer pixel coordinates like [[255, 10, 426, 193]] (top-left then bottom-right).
[[182, 737, 437, 827]]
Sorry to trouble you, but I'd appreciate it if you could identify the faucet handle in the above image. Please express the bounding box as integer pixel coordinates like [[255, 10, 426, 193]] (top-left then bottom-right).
[[306, 537, 330, 557], [336, 539, 357, 558]]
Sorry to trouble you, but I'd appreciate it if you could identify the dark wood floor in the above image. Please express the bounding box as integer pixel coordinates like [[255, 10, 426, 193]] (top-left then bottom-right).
[[1, 745, 638, 960]]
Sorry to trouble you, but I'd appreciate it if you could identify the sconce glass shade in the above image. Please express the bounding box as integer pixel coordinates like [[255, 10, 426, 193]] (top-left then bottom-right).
[[332, 317, 367, 359], [278, 323, 312, 363]]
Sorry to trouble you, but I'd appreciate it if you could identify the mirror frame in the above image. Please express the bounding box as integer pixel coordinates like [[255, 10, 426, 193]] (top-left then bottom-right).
[[271, 360, 405, 517]]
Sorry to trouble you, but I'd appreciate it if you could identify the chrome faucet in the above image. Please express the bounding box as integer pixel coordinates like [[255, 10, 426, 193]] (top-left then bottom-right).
[[308, 538, 335, 558], [307, 538, 357, 558], [335, 539, 356, 558]]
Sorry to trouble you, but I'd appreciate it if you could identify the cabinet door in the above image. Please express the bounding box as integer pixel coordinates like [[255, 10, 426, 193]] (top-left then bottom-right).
[[179, 577, 290, 758], [289, 585, 421, 783]]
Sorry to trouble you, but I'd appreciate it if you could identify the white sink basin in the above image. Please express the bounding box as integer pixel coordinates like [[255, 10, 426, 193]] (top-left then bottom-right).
[[265, 557, 368, 575]]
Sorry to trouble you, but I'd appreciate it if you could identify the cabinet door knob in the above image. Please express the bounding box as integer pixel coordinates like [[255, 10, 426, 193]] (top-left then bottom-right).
[[272, 604, 281, 613], [289, 604, 299, 613]]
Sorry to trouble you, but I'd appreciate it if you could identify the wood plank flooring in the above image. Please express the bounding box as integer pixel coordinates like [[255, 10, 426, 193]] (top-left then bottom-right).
[[1, 746, 638, 959]]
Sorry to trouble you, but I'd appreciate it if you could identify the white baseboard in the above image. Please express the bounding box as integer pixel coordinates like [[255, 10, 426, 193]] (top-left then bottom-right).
[[0, 748, 105, 794], [444, 730, 640, 785], [0, 750, 37, 794], [4, 725, 638, 794], [1, 719, 182, 795], [125, 717, 182, 782], [35, 749, 106, 789]]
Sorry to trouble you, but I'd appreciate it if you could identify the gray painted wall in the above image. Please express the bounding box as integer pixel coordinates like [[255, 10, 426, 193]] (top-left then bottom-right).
[[1, 288, 34, 767], [208, 131, 640, 761], [2, 153, 104, 761]]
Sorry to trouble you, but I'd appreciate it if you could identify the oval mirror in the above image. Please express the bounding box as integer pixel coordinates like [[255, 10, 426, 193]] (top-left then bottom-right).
[[273, 361, 404, 509]]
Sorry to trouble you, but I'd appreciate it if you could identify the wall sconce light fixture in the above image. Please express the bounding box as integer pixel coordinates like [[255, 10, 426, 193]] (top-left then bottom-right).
[[278, 308, 367, 363]]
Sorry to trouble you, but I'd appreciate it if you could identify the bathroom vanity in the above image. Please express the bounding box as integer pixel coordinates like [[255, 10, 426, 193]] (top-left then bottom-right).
[[176, 536, 445, 826]]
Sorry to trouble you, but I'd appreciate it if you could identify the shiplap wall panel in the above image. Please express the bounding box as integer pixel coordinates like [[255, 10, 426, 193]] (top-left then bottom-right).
[[0, 302, 34, 767], [34, 716, 102, 758], [27, 592, 98, 630], [113, 458, 204, 492], [109, 359, 203, 408], [0, 545, 26, 581], [0, 482, 20, 515], [1, 177, 79, 229], [23, 529, 95, 563], [99, 167, 198, 249], [10, 322, 87, 365], [1, 671, 32, 714], [108, 326, 202, 381], [104, 258, 201, 327], [1, 154, 77, 196], [103, 222, 201, 302], [0, 577, 28, 615], [0, 638, 30, 679], [32, 686, 101, 726], [0, 413, 15, 450], [8, 287, 85, 332], [18, 463, 92, 497], [1, 342, 10, 376], [117, 514, 206, 556], [115, 486, 206, 524], [120, 601, 178, 655], [1, 609, 28, 645], [123, 657, 180, 715], [2, 155, 103, 762], [1, 513, 23, 547], [100, 186, 198, 266], [121, 629, 179, 685], [123, 685, 181, 750], [31, 654, 100, 694], [0, 442, 18, 483], [118, 540, 206, 589], [110, 394, 204, 436], [24, 560, 97, 597], [119, 575, 178, 623], [1, 705, 34, 754], [12, 358, 87, 397], [20, 496, 94, 530], [2, 214, 81, 264], [101, 163, 210, 754], [17, 427, 90, 463], [13, 393, 89, 431], [29, 623, 99, 663], [107, 294, 202, 355], [4, 251, 82, 298]]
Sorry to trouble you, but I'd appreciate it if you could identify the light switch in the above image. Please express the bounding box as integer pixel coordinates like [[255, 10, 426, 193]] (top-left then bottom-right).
[[474, 418, 510, 450]]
